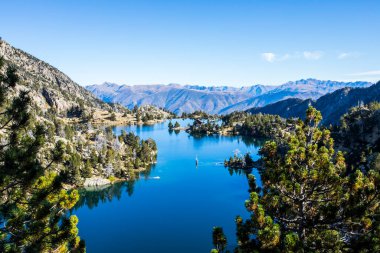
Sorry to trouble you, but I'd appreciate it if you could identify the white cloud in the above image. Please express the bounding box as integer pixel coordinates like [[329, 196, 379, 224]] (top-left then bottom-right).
[[338, 52, 360, 60], [338, 52, 350, 59], [303, 51, 323, 60], [261, 52, 276, 63], [262, 51, 324, 62]]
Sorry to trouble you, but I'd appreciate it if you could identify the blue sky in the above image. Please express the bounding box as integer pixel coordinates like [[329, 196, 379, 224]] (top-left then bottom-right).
[[1, 0, 379, 86]]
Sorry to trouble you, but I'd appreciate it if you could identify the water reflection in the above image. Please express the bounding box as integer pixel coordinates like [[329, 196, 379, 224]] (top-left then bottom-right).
[[72, 180, 136, 210], [239, 136, 267, 147], [226, 166, 252, 177]]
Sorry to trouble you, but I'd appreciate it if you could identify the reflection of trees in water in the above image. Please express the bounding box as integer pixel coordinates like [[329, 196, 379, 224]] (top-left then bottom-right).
[[226, 166, 252, 177], [73, 165, 155, 210], [191, 135, 222, 149], [225, 167, 263, 190], [168, 129, 184, 135], [72, 180, 136, 210], [140, 164, 155, 179], [225, 166, 263, 189], [191, 134, 266, 150], [239, 136, 267, 148]]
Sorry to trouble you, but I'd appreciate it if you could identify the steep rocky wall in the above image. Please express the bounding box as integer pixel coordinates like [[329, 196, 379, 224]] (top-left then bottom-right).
[[0, 40, 109, 113]]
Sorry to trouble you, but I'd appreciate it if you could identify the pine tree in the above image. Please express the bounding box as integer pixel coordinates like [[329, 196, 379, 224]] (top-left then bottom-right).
[[0, 57, 84, 252], [212, 227, 227, 253], [231, 106, 380, 252]]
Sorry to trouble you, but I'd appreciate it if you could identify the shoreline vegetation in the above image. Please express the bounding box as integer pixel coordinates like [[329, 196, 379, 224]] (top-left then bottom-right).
[[171, 110, 292, 139], [64, 104, 175, 126], [46, 108, 163, 190], [51, 104, 174, 189]]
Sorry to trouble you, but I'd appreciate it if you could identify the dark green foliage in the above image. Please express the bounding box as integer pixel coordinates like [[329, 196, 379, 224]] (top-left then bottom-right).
[[223, 107, 380, 252], [187, 119, 220, 136], [118, 130, 157, 172], [168, 121, 174, 130], [335, 102, 380, 171], [222, 111, 286, 138], [224, 152, 255, 170], [0, 58, 84, 252], [65, 124, 75, 140], [186, 110, 216, 120], [212, 227, 227, 253], [82, 160, 93, 178], [180, 112, 188, 118]]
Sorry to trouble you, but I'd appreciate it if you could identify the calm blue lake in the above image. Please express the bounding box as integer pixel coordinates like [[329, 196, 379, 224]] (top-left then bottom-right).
[[73, 120, 263, 253]]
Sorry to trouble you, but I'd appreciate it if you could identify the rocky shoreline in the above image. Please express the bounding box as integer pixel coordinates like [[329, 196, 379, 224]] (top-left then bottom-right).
[[83, 177, 111, 187]]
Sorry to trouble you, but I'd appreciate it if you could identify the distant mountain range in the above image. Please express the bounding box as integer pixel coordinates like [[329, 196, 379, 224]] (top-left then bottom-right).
[[86, 79, 372, 114], [248, 81, 380, 125]]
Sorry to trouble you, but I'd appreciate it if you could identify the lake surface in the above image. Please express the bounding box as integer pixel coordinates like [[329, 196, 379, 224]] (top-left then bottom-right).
[[73, 120, 263, 253]]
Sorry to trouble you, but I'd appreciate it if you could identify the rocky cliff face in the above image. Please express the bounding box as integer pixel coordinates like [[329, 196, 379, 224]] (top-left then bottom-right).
[[0, 39, 108, 113]]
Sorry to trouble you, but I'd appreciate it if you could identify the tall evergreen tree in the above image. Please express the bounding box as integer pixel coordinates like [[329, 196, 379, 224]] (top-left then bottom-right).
[[212, 226, 227, 253], [0, 57, 84, 252], [228, 106, 380, 252]]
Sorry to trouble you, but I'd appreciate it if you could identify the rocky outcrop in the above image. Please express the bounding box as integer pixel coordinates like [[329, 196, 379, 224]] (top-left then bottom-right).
[[0, 40, 109, 113], [83, 177, 111, 187]]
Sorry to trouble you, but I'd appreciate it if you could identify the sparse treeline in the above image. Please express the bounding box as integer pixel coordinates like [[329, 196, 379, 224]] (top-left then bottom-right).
[[212, 106, 380, 252], [133, 104, 175, 123], [181, 110, 218, 120], [45, 101, 175, 126]]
